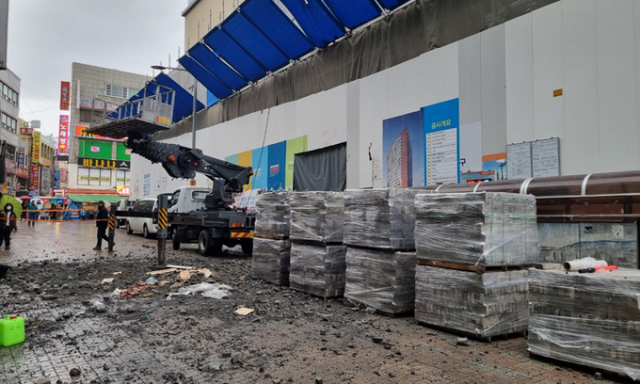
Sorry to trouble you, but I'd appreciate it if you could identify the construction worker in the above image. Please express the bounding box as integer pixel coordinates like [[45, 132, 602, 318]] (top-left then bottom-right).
[[93, 201, 110, 250]]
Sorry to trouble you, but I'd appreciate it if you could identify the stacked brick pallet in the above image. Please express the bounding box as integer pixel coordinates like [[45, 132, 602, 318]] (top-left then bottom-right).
[[343, 189, 418, 315], [414, 192, 538, 339], [528, 268, 640, 380], [251, 192, 291, 286], [289, 192, 346, 298]]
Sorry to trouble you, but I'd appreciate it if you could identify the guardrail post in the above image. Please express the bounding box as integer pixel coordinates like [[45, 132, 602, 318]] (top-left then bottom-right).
[[108, 204, 117, 252], [157, 194, 169, 266]]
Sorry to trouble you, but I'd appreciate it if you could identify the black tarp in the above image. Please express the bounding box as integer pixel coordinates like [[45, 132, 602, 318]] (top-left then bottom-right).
[[293, 142, 346, 191]]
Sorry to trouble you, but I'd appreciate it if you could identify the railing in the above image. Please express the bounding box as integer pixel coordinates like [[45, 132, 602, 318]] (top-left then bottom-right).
[[90, 84, 176, 127]]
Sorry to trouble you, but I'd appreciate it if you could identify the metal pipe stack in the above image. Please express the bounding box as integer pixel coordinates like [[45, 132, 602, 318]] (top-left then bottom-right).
[[343, 189, 419, 315], [251, 192, 291, 286], [413, 192, 538, 338], [289, 191, 346, 298]]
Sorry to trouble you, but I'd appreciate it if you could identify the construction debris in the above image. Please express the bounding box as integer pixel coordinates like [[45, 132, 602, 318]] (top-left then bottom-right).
[[345, 248, 415, 315], [528, 268, 640, 380], [343, 188, 418, 250], [235, 307, 255, 316]]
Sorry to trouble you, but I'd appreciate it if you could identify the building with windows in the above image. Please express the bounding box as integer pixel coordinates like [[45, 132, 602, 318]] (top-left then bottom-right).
[[0, 69, 20, 134], [386, 128, 412, 188], [66, 63, 148, 201], [182, 0, 245, 51]]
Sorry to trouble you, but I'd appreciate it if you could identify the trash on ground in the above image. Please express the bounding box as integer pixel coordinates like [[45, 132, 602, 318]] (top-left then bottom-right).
[[167, 282, 232, 300], [179, 270, 192, 281], [235, 307, 254, 316], [101, 278, 114, 285]]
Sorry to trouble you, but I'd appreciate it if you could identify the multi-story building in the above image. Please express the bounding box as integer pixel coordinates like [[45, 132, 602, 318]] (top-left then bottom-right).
[[66, 63, 149, 200], [0, 69, 28, 196], [386, 128, 412, 188], [183, 0, 245, 51]]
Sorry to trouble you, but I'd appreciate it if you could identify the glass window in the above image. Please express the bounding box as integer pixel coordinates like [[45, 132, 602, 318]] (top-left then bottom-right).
[[115, 169, 130, 187], [77, 167, 90, 185], [170, 191, 180, 207], [192, 191, 208, 200]]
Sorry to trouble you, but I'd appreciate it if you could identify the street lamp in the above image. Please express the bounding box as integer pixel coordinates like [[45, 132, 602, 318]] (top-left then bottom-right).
[[151, 65, 198, 149]]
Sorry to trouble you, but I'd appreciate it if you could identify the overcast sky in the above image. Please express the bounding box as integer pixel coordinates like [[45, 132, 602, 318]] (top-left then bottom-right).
[[8, 0, 187, 136]]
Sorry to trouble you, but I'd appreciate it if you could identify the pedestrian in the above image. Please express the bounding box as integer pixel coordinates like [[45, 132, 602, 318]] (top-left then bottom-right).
[[27, 200, 38, 227], [94, 201, 111, 250], [0, 203, 18, 250], [21, 200, 28, 220]]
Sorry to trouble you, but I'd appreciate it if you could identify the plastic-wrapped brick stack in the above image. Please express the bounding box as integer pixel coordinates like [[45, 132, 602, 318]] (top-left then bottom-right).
[[415, 266, 529, 338], [413, 192, 539, 338], [528, 269, 640, 380], [343, 189, 418, 315], [289, 191, 346, 298], [251, 192, 291, 286]]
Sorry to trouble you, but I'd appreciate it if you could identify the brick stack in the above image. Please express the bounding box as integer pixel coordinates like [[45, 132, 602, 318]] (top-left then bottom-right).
[[528, 268, 640, 380], [251, 192, 291, 286], [288, 192, 346, 298], [413, 192, 538, 338], [343, 189, 419, 315]]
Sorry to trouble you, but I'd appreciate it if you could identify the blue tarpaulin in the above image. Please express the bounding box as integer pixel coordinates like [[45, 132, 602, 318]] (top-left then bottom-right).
[[178, 55, 234, 99], [203, 28, 267, 82], [189, 43, 248, 91], [280, 0, 345, 47]]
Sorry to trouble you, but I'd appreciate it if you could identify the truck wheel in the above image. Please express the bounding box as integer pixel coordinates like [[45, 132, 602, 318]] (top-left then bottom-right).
[[172, 231, 180, 250], [241, 240, 253, 255], [125, 221, 133, 235], [143, 224, 150, 239], [198, 230, 213, 255]]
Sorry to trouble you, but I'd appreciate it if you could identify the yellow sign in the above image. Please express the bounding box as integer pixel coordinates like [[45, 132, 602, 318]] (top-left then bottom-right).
[[155, 115, 171, 126], [78, 175, 111, 182], [553, 88, 563, 97], [32, 131, 41, 163]]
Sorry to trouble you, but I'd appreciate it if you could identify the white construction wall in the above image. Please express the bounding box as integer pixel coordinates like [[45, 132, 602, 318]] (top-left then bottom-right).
[[131, 0, 640, 199]]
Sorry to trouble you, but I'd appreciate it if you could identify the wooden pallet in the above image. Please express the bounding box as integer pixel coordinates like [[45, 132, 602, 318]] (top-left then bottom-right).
[[255, 234, 289, 241], [416, 321, 528, 343], [416, 259, 526, 273], [344, 243, 416, 253]]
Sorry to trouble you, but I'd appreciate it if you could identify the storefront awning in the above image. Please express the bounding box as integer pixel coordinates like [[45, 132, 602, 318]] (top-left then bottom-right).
[[67, 194, 123, 204]]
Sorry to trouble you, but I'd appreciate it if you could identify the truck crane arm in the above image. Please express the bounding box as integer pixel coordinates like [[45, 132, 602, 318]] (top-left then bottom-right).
[[126, 136, 253, 209]]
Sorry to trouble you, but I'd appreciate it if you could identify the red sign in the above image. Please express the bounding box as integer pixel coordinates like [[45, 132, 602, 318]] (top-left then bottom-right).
[[60, 81, 70, 110], [16, 167, 28, 178], [58, 115, 69, 154], [5, 159, 15, 174], [30, 166, 39, 190], [117, 186, 130, 196], [19, 126, 33, 135]]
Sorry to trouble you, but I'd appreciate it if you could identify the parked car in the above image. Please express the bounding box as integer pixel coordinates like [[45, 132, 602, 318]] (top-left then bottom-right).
[[125, 198, 158, 238]]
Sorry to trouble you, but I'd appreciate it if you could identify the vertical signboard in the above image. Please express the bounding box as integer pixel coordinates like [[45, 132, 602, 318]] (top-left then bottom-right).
[[251, 146, 269, 190], [267, 141, 286, 191], [0, 0, 8, 70], [532, 138, 560, 177], [58, 115, 69, 154], [32, 131, 41, 164], [17, 147, 25, 168], [506, 142, 532, 180], [30, 166, 39, 191], [422, 99, 460, 185], [60, 82, 70, 110]]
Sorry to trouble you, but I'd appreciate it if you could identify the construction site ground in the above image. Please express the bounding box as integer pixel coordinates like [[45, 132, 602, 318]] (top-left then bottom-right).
[[0, 222, 626, 384]]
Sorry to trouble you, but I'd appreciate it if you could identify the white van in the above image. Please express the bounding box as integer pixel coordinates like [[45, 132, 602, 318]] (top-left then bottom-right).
[[125, 198, 158, 238]]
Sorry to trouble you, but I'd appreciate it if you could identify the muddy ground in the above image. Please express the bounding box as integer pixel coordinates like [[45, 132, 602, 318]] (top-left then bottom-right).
[[0, 224, 625, 384]]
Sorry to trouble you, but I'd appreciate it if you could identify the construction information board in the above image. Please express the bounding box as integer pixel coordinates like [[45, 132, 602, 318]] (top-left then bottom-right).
[[532, 137, 560, 177], [426, 128, 458, 185], [506, 142, 532, 180]]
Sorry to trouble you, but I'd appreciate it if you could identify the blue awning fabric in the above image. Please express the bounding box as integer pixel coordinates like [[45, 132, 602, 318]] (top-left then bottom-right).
[[110, 0, 412, 124], [109, 73, 205, 124]]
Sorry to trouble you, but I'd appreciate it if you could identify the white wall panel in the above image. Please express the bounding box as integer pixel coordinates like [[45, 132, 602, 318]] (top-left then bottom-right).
[[561, 0, 599, 175], [481, 24, 508, 155], [635, 1, 640, 164], [596, 0, 640, 172], [505, 13, 534, 144], [532, 2, 564, 141]]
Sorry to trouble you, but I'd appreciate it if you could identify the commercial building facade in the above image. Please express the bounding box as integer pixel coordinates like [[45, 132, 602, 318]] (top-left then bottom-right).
[[67, 63, 149, 199]]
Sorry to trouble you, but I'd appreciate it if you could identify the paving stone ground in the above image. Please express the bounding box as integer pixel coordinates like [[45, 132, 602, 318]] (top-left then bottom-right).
[[0, 221, 628, 384]]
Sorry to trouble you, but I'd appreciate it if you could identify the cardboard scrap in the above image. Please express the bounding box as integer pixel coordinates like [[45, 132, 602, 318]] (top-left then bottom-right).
[[197, 268, 213, 278], [235, 307, 254, 316], [101, 278, 114, 284], [179, 270, 192, 281], [113, 271, 123, 275], [147, 268, 177, 276], [158, 280, 170, 287]]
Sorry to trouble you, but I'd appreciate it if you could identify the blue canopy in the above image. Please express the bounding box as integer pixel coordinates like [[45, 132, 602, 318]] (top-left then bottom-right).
[[280, 0, 345, 47], [179, 55, 235, 99], [203, 27, 267, 82]]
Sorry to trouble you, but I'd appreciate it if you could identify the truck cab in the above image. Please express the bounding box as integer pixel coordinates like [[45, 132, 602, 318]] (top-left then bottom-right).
[[168, 186, 210, 213]]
